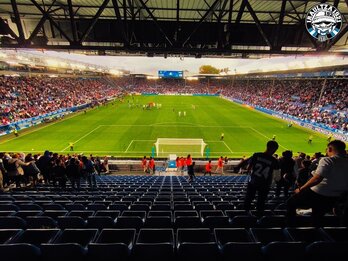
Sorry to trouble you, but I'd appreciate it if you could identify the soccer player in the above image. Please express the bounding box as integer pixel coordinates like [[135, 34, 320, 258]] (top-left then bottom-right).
[[183, 111, 186, 117], [142, 156, 148, 173], [13, 128, 18, 137], [215, 156, 224, 174], [288, 121, 293, 128], [69, 142, 74, 151], [220, 133, 224, 140], [327, 134, 333, 143], [204, 160, 212, 176], [308, 135, 313, 144], [272, 135, 276, 141], [178, 111, 181, 117]]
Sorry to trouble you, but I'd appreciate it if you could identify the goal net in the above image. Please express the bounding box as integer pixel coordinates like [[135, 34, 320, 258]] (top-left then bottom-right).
[[155, 138, 207, 157]]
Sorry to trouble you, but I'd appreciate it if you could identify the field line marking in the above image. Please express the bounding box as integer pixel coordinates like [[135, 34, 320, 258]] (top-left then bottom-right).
[[125, 140, 134, 152], [99, 124, 251, 128], [223, 141, 233, 153], [61, 125, 102, 152], [249, 127, 289, 150]]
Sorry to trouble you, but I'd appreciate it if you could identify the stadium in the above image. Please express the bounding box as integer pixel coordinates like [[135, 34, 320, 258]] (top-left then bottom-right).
[[0, 0, 347, 260]]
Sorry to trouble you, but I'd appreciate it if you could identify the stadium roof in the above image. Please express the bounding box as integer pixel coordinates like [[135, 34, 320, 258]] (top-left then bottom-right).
[[0, 0, 347, 57]]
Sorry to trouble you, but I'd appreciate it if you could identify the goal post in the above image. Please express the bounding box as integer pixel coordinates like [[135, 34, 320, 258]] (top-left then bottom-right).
[[155, 138, 207, 157]]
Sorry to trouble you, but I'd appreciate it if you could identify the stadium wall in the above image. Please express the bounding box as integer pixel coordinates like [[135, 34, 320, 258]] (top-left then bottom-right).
[[225, 97, 348, 142], [0, 103, 91, 136]]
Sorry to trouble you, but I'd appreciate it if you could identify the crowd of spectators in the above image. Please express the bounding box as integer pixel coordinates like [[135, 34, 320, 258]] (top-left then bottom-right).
[[0, 76, 121, 125], [220, 79, 347, 132], [0, 75, 347, 132], [0, 151, 108, 191]]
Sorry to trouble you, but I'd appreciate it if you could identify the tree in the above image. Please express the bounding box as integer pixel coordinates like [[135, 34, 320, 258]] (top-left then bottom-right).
[[199, 65, 220, 74]]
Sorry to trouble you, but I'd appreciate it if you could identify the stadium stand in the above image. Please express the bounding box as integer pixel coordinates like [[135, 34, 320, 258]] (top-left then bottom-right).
[[0, 175, 347, 260]]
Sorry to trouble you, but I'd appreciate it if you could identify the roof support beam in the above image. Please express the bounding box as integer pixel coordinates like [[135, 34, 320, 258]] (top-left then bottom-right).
[[333, 0, 340, 7], [0, 17, 18, 40], [203, 0, 220, 20], [226, 0, 234, 48], [138, 0, 173, 46], [10, 0, 25, 44], [218, 0, 230, 22], [30, 0, 72, 43], [182, 0, 221, 46], [67, 0, 78, 43], [27, 14, 47, 42], [112, 0, 129, 46], [245, 0, 272, 48], [79, 0, 110, 44], [235, 0, 247, 24], [325, 24, 348, 50], [273, 0, 287, 49]]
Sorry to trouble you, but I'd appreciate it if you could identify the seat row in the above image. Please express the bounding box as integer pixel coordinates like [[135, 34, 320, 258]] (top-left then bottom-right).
[[0, 227, 347, 261], [0, 210, 342, 229]]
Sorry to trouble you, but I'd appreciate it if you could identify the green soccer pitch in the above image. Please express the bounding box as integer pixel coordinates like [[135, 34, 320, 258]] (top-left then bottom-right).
[[0, 95, 330, 158]]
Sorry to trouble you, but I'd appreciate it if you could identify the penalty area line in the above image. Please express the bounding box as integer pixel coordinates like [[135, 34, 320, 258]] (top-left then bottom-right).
[[60, 125, 102, 152], [125, 140, 134, 152]]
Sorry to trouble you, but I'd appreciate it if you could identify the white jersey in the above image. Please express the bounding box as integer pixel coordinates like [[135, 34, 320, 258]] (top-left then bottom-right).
[[311, 155, 348, 197]]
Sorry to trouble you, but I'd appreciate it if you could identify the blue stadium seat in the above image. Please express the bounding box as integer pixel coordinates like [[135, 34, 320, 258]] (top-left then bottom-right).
[[262, 242, 306, 261], [0, 216, 26, 229], [0, 243, 41, 261], [25, 216, 57, 229], [0, 229, 23, 243]]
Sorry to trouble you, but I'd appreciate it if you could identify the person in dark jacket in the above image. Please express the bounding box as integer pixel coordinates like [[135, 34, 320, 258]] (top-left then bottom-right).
[[66, 158, 81, 189], [276, 150, 296, 198]]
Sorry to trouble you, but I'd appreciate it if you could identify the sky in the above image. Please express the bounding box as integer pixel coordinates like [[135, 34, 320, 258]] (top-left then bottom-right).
[[6, 49, 348, 75]]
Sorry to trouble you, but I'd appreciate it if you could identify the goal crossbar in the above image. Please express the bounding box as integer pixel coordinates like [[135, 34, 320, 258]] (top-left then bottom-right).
[[155, 138, 207, 156]]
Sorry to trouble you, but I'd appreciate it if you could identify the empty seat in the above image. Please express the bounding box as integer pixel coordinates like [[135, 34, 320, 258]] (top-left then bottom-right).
[[250, 228, 293, 245], [200, 210, 224, 219], [87, 204, 107, 211], [56, 216, 86, 229], [122, 211, 147, 221], [115, 216, 144, 230], [175, 216, 202, 228], [18, 204, 42, 211], [87, 216, 115, 229], [148, 211, 172, 219], [285, 228, 331, 244], [262, 242, 306, 261], [41, 229, 98, 261], [306, 241, 348, 259], [25, 216, 57, 229], [214, 228, 253, 246], [43, 210, 68, 219], [144, 217, 172, 228], [203, 216, 231, 229], [95, 210, 120, 219], [0, 243, 41, 261], [221, 242, 262, 261], [0, 216, 26, 229], [177, 242, 220, 261], [151, 204, 171, 211], [68, 210, 95, 219], [14, 210, 43, 219], [0, 204, 20, 211], [0, 229, 23, 243], [136, 228, 174, 244], [177, 228, 214, 246], [322, 227, 348, 242], [257, 215, 287, 228], [174, 210, 198, 218], [88, 228, 135, 261], [230, 215, 258, 228], [9, 228, 60, 246], [65, 204, 86, 211]]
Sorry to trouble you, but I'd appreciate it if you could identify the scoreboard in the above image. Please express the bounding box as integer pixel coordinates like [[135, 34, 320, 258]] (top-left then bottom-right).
[[158, 70, 183, 78]]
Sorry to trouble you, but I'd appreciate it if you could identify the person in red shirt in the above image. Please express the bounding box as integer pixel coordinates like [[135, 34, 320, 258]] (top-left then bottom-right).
[[186, 154, 192, 167], [141, 156, 148, 173], [216, 156, 224, 174], [176, 157, 181, 172], [204, 160, 212, 176], [179, 157, 185, 175], [148, 157, 155, 175]]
